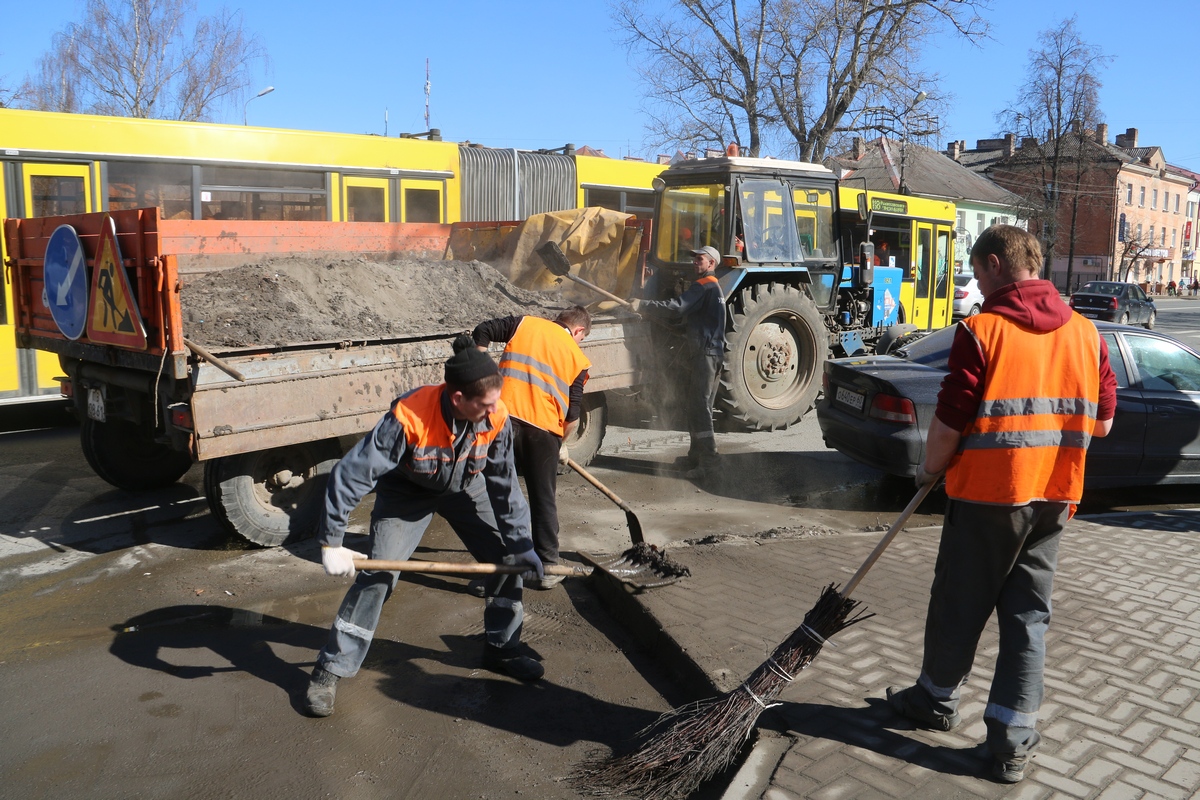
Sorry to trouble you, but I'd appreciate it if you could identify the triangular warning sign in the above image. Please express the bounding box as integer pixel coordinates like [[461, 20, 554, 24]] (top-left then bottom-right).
[[87, 215, 147, 349]]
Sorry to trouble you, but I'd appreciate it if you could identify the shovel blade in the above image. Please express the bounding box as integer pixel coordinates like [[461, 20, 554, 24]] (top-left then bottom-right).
[[535, 241, 572, 277], [625, 510, 645, 545]]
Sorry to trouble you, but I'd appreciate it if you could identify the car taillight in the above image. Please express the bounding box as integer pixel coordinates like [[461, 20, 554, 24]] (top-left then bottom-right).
[[1110, 297, 1119, 309], [1068, 296, 1076, 307], [869, 394, 917, 424], [954, 288, 967, 299]]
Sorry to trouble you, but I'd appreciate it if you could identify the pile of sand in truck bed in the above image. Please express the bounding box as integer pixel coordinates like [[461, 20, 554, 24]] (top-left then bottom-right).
[[181, 256, 569, 348]]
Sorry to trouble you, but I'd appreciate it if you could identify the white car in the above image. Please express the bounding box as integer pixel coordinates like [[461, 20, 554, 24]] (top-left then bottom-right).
[[953, 274, 984, 317]]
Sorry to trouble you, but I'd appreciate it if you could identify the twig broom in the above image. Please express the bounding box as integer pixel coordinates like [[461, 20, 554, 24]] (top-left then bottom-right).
[[575, 483, 935, 800]]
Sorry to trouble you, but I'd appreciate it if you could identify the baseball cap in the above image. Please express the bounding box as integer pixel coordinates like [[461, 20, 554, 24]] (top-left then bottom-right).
[[690, 245, 721, 264]]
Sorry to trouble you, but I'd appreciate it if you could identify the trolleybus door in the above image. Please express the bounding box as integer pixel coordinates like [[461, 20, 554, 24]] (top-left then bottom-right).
[[343, 176, 390, 222], [2, 163, 93, 400], [909, 221, 954, 331]]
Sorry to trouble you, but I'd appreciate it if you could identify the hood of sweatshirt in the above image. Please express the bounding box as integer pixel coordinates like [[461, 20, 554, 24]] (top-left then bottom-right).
[[980, 279, 1072, 332]]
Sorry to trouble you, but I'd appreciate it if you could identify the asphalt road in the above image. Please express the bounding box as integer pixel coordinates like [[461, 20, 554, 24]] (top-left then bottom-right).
[[1, 298, 1198, 797]]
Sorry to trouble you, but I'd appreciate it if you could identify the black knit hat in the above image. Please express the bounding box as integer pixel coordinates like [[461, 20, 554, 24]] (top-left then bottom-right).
[[444, 343, 499, 385]]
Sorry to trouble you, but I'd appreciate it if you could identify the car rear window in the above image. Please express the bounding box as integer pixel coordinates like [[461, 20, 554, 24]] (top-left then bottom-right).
[[893, 325, 957, 369], [1081, 282, 1121, 296], [954, 275, 973, 287]]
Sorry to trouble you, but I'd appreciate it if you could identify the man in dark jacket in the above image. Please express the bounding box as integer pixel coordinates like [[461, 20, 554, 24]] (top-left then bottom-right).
[[885, 225, 1117, 783], [301, 343, 544, 718], [632, 245, 726, 479]]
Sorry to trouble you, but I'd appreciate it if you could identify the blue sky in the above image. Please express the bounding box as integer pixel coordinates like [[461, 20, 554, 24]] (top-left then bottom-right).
[[4, 1, 1199, 167]]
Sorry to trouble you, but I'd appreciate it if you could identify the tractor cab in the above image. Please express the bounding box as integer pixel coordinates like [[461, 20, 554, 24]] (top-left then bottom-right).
[[649, 156, 843, 314]]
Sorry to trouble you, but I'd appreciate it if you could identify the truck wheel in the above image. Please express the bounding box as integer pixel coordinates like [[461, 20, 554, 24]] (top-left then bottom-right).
[[205, 439, 343, 547], [718, 282, 825, 431], [559, 393, 607, 472], [81, 417, 194, 491]]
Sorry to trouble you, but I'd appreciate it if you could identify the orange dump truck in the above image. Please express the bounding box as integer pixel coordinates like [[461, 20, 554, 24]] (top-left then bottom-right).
[[5, 208, 650, 546]]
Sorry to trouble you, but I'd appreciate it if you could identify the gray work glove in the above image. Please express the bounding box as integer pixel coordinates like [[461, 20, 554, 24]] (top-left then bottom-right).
[[914, 465, 945, 489], [321, 545, 367, 576], [505, 546, 544, 582], [558, 441, 570, 466], [629, 298, 643, 313]]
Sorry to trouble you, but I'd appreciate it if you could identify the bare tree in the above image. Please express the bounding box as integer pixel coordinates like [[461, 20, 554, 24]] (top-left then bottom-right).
[[613, 0, 988, 160], [18, 0, 266, 121], [996, 17, 1110, 283]]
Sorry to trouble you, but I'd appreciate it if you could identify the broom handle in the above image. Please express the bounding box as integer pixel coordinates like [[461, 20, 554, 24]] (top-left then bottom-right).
[[355, 560, 592, 577], [839, 481, 935, 599]]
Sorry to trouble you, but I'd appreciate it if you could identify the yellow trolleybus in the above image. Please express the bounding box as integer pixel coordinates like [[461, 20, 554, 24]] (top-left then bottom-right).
[[838, 186, 956, 332], [0, 108, 663, 404]]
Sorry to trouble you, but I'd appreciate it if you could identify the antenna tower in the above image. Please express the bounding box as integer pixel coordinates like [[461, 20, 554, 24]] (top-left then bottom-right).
[[424, 59, 431, 131]]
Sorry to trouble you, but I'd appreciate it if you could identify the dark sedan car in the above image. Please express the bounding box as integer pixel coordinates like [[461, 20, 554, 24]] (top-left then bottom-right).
[[816, 322, 1200, 487], [1068, 281, 1156, 328]]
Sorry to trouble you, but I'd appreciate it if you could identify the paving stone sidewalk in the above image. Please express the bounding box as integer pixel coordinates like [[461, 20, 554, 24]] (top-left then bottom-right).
[[618, 509, 1200, 799]]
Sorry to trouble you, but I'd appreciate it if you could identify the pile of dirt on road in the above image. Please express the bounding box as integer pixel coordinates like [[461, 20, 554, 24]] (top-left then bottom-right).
[[181, 255, 568, 348]]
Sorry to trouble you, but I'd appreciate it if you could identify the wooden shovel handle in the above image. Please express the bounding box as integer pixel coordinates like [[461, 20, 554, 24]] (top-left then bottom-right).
[[563, 273, 636, 309], [566, 458, 632, 512], [355, 560, 591, 577], [839, 481, 936, 599]]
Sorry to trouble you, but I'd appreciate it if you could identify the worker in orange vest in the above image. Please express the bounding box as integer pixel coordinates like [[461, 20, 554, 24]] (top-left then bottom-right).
[[885, 225, 1117, 784], [472, 306, 592, 590], [302, 342, 544, 717]]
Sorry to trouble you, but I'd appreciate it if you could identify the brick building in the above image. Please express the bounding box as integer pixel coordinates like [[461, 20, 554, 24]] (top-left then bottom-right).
[[949, 126, 1196, 292]]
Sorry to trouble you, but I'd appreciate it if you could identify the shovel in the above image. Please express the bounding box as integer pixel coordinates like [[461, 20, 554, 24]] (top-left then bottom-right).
[[565, 457, 644, 545], [535, 241, 638, 310], [356, 543, 687, 589]]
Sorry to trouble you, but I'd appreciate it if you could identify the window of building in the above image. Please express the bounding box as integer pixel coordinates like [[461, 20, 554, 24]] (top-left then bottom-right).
[[1176, 195, 1181, 214], [1162, 228, 1167, 246], [1150, 225, 1155, 244], [1140, 187, 1146, 207], [1164, 191, 1169, 212], [976, 212, 985, 236], [1126, 184, 1133, 204], [1172, 229, 1177, 248], [1137, 223, 1143, 240], [1152, 189, 1158, 209]]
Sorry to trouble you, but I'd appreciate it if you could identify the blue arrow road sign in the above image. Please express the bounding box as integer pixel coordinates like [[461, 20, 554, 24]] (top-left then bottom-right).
[[42, 224, 89, 341]]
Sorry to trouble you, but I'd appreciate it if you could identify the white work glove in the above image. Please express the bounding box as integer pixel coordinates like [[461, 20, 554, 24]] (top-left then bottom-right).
[[321, 545, 367, 577], [914, 464, 945, 489], [558, 441, 570, 466], [505, 547, 544, 582], [629, 298, 643, 313]]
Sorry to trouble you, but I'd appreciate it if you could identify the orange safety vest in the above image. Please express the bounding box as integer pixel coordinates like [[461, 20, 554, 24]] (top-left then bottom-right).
[[944, 312, 1101, 506], [391, 384, 508, 484], [498, 317, 591, 436]]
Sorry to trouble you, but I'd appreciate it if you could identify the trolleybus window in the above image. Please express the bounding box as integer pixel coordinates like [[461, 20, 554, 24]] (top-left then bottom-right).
[[201, 166, 326, 220], [31, 176, 86, 217], [108, 162, 193, 219], [404, 188, 441, 223], [347, 186, 386, 222]]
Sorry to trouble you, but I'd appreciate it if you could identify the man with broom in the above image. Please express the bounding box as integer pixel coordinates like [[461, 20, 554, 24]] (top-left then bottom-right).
[[300, 340, 545, 717], [885, 225, 1117, 783]]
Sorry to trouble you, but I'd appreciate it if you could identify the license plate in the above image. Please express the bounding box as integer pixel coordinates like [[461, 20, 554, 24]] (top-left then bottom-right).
[[87, 386, 106, 422], [835, 385, 865, 411], [1079, 312, 1096, 318]]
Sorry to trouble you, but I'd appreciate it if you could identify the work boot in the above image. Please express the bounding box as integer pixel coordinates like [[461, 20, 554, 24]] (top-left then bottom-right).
[[886, 685, 961, 731], [685, 451, 720, 481], [991, 753, 1030, 784], [525, 574, 564, 590], [482, 645, 544, 681], [302, 665, 340, 717]]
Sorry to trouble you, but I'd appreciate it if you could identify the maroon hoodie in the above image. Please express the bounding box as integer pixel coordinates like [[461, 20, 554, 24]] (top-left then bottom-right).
[[935, 279, 1117, 432]]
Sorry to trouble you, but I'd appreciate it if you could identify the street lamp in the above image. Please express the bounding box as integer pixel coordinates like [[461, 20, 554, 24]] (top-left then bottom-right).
[[243, 86, 275, 126]]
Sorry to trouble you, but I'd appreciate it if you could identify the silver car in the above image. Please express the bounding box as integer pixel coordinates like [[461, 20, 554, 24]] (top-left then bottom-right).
[[952, 274, 984, 317]]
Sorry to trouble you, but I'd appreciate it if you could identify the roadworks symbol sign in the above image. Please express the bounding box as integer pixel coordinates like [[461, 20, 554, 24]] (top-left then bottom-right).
[[86, 216, 147, 349]]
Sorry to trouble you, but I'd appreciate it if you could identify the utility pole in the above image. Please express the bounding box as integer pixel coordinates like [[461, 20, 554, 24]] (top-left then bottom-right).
[[424, 59, 431, 131]]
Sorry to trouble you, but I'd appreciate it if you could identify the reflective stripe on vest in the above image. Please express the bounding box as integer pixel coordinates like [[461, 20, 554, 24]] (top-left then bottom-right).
[[945, 312, 1101, 505], [391, 384, 508, 484], [497, 316, 591, 435]]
